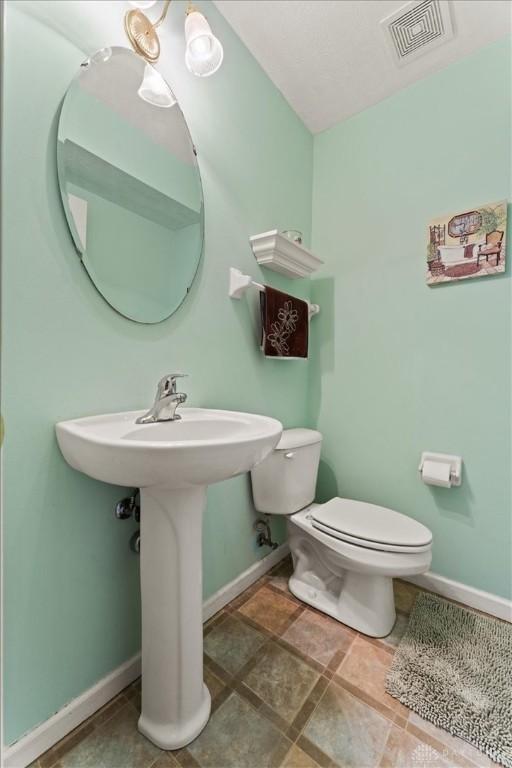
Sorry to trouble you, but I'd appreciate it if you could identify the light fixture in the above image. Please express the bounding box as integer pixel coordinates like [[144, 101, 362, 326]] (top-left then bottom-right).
[[124, 0, 224, 76], [138, 63, 176, 108], [90, 47, 112, 64], [184, 7, 223, 77]]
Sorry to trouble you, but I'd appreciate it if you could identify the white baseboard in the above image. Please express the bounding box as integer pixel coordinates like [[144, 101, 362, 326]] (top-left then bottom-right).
[[203, 543, 289, 622], [2, 544, 289, 768], [2, 654, 142, 768], [405, 571, 512, 622]]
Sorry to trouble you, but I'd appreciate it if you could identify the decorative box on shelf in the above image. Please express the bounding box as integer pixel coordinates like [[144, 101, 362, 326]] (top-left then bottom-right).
[[249, 230, 323, 279]]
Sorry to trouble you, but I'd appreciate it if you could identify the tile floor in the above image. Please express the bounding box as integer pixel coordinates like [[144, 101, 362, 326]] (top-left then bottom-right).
[[32, 558, 496, 768]]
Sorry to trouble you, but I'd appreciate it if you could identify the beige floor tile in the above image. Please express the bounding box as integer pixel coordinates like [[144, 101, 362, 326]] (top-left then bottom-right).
[[39, 722, 96, 768], [238, 586, 299, 635], [282, 608, 355, 666], [243, 643, 319, 723], [204, 613, 266, 675], [149, 755, 180, 768], [187, 692, 290, 768], [336, 636, 409, 717], [59, 702, 161, 768], [304, 681, 391, 767], [380, 725, 449, 768], [204, 666, 225, 701], [281, 743, 320, 768], [269, 573, 293, 593]]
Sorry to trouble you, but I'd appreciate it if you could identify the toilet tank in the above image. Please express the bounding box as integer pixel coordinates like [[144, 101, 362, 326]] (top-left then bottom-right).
[[251, 428, 322, 515]]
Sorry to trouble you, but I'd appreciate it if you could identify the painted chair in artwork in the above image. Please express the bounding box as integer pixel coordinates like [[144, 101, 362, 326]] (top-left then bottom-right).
[[477, 230, 504, 266]]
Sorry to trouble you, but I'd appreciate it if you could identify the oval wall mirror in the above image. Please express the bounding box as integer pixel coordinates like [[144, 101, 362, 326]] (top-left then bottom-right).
[[57, 47, 204, 324]]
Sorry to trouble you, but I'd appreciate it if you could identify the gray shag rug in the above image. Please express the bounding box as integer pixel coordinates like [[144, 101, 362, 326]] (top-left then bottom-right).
[[386, 592, 512, 767]]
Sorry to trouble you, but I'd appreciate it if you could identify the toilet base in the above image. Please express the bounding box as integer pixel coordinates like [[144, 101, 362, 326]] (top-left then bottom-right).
[[285, 504, 431, 637], [289, 570, 395, 637]]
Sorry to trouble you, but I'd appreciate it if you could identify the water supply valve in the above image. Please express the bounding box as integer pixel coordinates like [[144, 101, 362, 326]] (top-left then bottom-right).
[[254, 517, 278, 550], [114, 490, 140, 521]]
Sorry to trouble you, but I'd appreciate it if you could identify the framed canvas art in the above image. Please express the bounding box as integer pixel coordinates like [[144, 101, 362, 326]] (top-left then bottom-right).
[[427, 200, 507, 285]]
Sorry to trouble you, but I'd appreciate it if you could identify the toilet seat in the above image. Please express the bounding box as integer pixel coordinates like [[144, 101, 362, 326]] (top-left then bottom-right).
[[310, 497, 432, 554]]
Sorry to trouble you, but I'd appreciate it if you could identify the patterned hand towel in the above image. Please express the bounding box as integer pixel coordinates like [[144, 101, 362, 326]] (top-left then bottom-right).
[[260, 286, 309, 359]]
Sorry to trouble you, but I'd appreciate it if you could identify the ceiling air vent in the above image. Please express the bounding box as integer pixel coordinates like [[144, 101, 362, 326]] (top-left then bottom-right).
[[381, 0, 454, 67]]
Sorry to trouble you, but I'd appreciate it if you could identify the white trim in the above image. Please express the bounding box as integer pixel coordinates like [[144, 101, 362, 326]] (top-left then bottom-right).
[[2, 654, 142, 768], [2, 544, 289, 768], [405, 571, 512, 622], [203, 543, 289, 621]]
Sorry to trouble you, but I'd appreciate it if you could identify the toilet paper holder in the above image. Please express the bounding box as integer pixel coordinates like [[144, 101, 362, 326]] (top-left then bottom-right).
[[418, 452, 462, 487]]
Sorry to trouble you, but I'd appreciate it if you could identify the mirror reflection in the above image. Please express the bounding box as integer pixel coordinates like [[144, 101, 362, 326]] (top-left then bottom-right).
[[57, 47, 203, 324]]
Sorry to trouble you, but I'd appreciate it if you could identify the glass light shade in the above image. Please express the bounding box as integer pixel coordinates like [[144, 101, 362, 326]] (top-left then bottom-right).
[[184, 11, 224, 77], [137, 64, 176, 108], [128, 1, 158, 8], [90, 47, 112, 64]]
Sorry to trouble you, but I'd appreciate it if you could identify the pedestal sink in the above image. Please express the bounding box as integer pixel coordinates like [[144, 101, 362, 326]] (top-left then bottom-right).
[[56, 408, 282, 749]]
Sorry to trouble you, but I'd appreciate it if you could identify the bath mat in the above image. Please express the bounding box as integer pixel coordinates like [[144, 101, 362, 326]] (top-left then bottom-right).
[[386, 593, 512, 767]]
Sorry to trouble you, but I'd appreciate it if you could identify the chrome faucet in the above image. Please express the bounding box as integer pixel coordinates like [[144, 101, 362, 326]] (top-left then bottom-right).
[[136, 374, 187, 424]]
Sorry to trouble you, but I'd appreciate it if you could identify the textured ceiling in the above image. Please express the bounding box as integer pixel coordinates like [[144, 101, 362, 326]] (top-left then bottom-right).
[[214, 0, 510, 133]]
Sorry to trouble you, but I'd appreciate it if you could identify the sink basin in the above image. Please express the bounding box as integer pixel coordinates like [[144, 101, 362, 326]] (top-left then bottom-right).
[[56, 407, 282, 750], [56, 408, 282, 489]]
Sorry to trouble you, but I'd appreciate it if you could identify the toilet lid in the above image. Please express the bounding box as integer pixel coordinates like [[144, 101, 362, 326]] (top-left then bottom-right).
[[311, 497, 432, 552]]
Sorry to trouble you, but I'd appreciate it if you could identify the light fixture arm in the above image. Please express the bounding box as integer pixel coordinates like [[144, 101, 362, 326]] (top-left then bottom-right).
[[153, 0, 172, 30]]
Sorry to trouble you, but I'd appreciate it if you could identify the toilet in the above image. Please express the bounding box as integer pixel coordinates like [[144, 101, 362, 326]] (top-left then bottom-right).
[[251, 428, 432, 637]]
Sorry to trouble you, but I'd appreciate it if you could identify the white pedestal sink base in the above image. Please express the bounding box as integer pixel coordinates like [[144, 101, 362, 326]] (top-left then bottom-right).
[[138, 687, 211, 751], [56, 408, 283, 749], [138, 486, 211, 749]]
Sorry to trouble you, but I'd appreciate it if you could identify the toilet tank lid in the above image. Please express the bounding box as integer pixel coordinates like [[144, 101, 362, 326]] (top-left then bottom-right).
[[276, 428, 322, 450]]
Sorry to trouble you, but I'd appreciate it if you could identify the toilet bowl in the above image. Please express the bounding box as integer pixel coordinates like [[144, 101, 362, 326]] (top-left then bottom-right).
[[251, 428, 432, 637]]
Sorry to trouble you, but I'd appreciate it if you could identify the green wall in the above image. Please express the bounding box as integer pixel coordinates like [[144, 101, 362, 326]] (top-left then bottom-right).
[[1, 0, 312, 744], [310, 38, 511, 600]]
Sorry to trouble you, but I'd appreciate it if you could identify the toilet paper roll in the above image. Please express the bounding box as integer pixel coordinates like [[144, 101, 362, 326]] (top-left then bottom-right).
[[421, 460, 451, 488]]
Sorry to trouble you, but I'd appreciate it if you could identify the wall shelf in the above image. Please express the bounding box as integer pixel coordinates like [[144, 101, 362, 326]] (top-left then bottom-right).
[[249, 230, 324, 278]]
